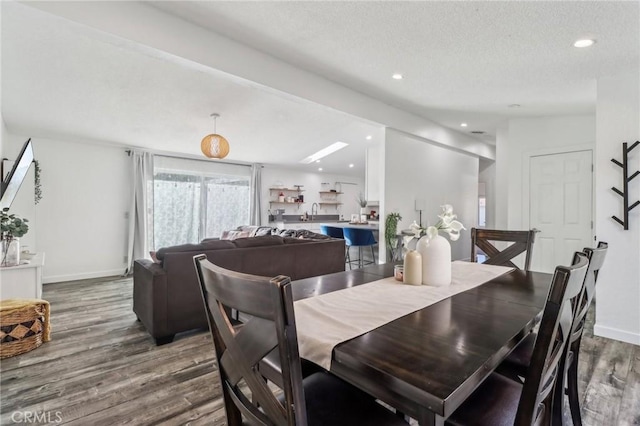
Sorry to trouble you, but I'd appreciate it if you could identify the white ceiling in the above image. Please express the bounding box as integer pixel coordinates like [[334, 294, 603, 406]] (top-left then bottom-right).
[[2, 1, 639, 174]]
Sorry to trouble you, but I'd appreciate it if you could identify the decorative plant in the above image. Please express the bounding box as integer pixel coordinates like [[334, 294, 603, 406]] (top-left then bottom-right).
[[404, 204, 465, 246], [385, 212, 402, 261], [1, 208, 29, 265], [34, 160, 43, 205], [1, 208, 29, 240], [355, 192, 368, 208]]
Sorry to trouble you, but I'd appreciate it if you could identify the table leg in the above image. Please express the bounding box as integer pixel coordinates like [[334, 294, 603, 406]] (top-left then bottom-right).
[[417, 409, 445, 426]]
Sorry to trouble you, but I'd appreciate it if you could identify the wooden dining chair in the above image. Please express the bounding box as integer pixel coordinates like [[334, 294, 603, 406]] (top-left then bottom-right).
[[445, 252, 589, 426], [496, 242, 608, 426], [193, 254, 408, 426], [470, 228, 537, 270]]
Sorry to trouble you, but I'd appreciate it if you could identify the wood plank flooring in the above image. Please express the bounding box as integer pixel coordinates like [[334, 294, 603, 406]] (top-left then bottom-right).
[[1, 276, 638, 425]]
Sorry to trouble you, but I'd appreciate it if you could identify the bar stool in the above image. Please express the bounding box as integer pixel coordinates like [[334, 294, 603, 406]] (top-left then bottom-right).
[[320, 225, 348, 264], [343, 228, 377, 270]]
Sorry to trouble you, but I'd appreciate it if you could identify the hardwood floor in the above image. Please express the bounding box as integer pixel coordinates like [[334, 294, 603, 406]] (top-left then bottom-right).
[[1, 276, 638, 425]]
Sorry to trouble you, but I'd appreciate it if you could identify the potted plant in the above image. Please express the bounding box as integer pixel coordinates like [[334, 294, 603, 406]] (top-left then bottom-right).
[[385, 212, 402, 261], [1, 208, 29, 266], [356, 193, 368, 221]]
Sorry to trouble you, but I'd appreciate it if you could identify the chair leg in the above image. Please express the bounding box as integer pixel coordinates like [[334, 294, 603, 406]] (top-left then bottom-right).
[[346, 246, 352, 270], [567, 347, 583, 426], [358, 247, 363, 268], [371, 245, 376, 265]]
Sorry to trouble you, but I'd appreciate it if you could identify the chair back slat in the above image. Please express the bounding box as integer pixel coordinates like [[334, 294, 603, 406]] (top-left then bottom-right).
[[573, 242, 608, 341], [515, 252, 589, 425], [194, 254, 307, 426], [471, 228, 536, 270]]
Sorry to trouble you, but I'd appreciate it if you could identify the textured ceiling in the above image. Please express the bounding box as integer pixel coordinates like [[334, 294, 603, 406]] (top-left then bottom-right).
[[153, 0, 639, 140], [1, 2, 382, 176], [2, 0, 638, 172]]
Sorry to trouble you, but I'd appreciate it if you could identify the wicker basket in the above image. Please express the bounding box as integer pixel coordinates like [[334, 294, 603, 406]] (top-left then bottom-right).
[[0, 299, 50, 359]]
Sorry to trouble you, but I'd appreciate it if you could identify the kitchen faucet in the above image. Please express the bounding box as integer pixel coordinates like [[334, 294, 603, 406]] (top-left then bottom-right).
[[311, 203, 319, 221]]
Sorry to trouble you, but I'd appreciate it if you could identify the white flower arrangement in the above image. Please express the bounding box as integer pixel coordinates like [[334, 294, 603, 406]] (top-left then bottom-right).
[[404, 204, 466, 246]]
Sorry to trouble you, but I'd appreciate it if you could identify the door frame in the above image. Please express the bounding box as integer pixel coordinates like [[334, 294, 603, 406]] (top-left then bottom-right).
[[521, 143, 595, 242]]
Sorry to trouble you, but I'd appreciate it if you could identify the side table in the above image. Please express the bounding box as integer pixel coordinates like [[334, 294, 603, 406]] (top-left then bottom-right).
[[0, 253, 45, 300]]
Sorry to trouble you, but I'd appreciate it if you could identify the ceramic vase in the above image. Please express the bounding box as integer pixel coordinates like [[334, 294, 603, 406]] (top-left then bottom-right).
[[1, 237, 20, 267], [403, 250, 422, 285], [416, 234, 451, 286]]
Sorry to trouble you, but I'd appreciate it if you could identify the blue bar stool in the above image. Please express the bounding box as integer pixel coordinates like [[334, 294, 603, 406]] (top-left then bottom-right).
[[320, 225, 344, 239], [320, 225, 349, 264], [343, 228, 377, 270]]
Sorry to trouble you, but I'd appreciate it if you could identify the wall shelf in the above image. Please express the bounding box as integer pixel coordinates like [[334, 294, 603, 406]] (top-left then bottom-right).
[[269, 188, 305, 192], [319, 202, 343, 205], [269, 201, 305, 205], [318, 191, 343, 195]]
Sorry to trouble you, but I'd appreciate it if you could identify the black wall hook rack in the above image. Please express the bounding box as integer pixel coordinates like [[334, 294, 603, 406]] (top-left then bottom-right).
[[611, 141, 640, 230]]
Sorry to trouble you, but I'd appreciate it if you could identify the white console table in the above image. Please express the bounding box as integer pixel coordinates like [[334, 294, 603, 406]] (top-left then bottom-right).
[[0, 253, 45, 300]]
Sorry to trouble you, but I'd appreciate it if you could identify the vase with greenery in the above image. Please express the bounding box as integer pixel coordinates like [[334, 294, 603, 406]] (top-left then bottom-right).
[[1, 208, 29, 266], [385, 212, 402, 261]]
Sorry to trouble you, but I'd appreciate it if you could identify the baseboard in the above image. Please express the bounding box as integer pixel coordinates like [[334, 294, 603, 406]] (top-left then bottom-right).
[[43, 268, 126, 284], [594, 324, 640, 346]]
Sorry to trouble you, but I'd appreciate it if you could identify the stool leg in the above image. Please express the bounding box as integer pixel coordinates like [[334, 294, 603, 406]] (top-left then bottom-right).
[[371, 245, 376, 265], [346, 246, 352, 270]]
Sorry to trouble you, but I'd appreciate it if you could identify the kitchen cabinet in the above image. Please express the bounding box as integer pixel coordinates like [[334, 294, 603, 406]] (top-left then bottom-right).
[[365, 146, 380, 204]]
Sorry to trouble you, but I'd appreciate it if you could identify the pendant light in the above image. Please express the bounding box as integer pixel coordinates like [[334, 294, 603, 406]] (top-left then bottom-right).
[[201, 113, 230, 159]]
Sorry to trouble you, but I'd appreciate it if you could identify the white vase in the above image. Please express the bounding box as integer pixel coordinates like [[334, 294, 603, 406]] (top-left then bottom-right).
[[416, 234, 451, 286], [403, 250, 422, 285], [1, 237, 20, 267]]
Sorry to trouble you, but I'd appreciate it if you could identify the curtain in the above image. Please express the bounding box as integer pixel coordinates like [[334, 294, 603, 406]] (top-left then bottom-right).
[[124, 151, 154, 275], [250, 163, 263, 226]]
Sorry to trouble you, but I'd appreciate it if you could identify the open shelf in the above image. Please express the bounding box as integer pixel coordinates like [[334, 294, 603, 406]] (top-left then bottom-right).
[[318, 191, 343, 195], [269, 188, 305, 192], [319, 202, 343, 205], [269, 201, 305, 205]]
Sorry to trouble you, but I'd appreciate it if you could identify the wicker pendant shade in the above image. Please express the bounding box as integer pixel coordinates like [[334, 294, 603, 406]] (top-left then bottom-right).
[[201, 113, 230, 159]]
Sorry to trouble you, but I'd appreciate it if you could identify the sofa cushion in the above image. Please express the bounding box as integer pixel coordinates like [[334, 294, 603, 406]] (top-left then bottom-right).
[[156, 240, 236, 261], [232, 235, 285, 248]]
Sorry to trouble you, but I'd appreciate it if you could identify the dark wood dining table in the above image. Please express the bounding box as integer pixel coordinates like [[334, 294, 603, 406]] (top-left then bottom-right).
[[291, 263, 553, 426]]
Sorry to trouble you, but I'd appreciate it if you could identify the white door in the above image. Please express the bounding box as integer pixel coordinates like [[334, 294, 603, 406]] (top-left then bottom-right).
[[529, 150, 593, 273]]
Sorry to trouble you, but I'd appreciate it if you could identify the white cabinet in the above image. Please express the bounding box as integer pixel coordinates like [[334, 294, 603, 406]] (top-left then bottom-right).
[[0, 253, 45, 300], [365, 146, 380, 204]]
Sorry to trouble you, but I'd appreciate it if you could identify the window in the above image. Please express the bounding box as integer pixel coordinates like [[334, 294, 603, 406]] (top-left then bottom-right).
[[152, 156, 250, 249]]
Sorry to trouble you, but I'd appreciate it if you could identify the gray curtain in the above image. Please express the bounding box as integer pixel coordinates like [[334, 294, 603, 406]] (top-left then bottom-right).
[[250, 163, 262, 226], [125, 151, 154, 275]]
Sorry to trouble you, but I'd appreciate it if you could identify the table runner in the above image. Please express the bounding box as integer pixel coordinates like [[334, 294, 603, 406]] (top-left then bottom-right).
[[294, 261, 514, 370]]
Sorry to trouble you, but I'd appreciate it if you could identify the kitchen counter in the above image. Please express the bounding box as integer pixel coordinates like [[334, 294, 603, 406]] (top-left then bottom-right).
[[319, 222, 379, 231]]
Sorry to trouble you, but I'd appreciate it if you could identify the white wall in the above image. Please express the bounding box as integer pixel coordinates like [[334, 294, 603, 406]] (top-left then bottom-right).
[[499, 115, 596, 231], [261, 166, 364, 224], [23, 137, 130, 283], [382, 129, 479, 262], [594, 71, 640, 345]]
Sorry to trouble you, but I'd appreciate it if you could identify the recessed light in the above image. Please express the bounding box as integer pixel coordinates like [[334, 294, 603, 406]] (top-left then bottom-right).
[[392, 73, 403, 80], [460, 123, 468, 127], [366, 135, 372, 140], [318, 168, 323, 171], [316, 160, 321, 163], [300, 142, 349, 164], [574, 39, 595, 48], [349, 164, 354, 168], [508, 104, 521, 108]]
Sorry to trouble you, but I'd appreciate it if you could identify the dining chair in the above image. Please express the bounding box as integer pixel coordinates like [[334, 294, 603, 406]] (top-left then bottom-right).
[[470, 228, 537, 270], [496, 242, 608, 426], [445, 252, 589, 426], [193, 254, 408, 426], [343, 227, 377, 270]]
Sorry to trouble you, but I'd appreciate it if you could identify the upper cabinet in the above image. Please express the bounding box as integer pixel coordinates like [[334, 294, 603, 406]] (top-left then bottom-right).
[[365, 146, 380, 205]]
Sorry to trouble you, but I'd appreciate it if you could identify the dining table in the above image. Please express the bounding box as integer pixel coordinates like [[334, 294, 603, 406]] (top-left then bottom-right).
[[290, 262, 553, 426]]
